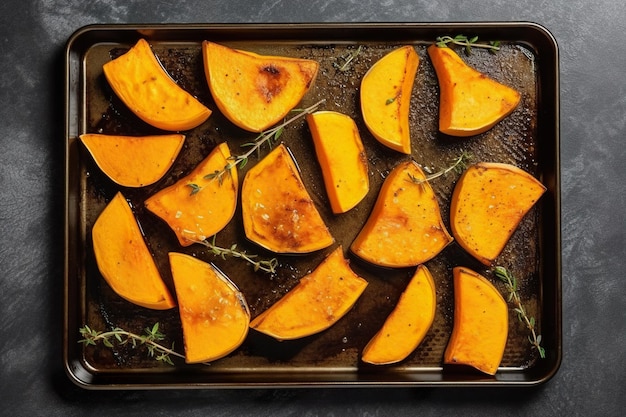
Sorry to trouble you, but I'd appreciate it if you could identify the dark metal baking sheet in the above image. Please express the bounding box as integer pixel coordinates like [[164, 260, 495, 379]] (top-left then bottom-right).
[[64, 22, 561, 389]]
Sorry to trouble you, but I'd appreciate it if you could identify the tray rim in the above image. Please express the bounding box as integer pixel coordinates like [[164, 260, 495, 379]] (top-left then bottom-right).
[[63, 21, 561, 389]]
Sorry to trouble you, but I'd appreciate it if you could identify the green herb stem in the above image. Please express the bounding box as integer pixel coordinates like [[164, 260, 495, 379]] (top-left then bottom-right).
[[493, 266, 546, 359], [436, 35, 501, 55], [408, 151, 472, 185], [198, 235, 278, 274], [79, 323, 184, 365]]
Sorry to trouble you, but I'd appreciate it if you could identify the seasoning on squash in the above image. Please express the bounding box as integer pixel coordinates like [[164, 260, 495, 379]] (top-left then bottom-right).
[[450, 162, 546, 265], [169, 252, 250, 363], [444, 266, 508, 375], [361, 265, 436, 365], [145, 142, 238, 247], [249, 246, 368, 340], [202, 41, 319, 133], [360, 45, 419, 154], [306, 110, 369, 214], [427, 44, 521, 137], [103, 38, 211, 131], [350, 160, 453, 268], [79, 133, 185, 187], [91, 192, 175, 310], [241, 143, 334, 254]]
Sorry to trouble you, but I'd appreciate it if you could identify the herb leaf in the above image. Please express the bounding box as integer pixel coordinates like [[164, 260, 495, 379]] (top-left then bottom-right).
[[435, 35, 501, 55]]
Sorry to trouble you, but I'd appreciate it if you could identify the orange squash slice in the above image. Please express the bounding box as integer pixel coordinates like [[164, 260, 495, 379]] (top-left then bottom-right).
[[202, 41, 319, 132], [103, 38, 211, 131], [169, 252, 250, 363], [250, 246, 368, 340], [306, 110, 369, 214], [241, 143, 334, 254], [444, 267, 508, 375], [427, 44, 521, 137], [350, 160, 453, 267], [91, 192, 175, 310], [145, 142, 238, 246], [79, 133, 184, 187], [360, 45, 419, 154], [450, 162, 546, 265], [361, 265, 436, 365]]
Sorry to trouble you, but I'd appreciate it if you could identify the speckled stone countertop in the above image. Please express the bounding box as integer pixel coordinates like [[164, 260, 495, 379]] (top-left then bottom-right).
[[1, 1, 624, 416]]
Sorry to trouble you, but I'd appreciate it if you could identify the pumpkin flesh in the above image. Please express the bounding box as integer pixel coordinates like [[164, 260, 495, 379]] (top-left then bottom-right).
[[103, 38, 211, 131]]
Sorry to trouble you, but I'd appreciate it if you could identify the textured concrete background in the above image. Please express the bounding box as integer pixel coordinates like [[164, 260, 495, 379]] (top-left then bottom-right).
[[1, 1, 625, 416]]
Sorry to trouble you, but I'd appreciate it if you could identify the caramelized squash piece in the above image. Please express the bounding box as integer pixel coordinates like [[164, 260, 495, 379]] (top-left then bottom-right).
[[450, 162, 546, 265], [169, 253, 250, 363], [91, 192, 175, 310], [241, 143, 334, 254], [444, 267, 508, 375], [362, 265, 436, 365], [427, 44, 521, 137], [145, 142, 238, 247], [79, 133, 184, 187], [360, 45, 419, 154], [103, 38, 211, 131], [306, 111, 369, 214], [250, 246, 368, 340], [351, 160, 453, 267], [202, 41, 319, 132]]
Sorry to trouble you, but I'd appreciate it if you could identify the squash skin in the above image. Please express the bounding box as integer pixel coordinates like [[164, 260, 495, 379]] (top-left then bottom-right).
[[79, 133, 185, 187], [91, 192, 175, 310], [249, 246, 368, 340], [444, 267, 508, 375], [241, 143, 334, 254], [360, 45, 419, 154], [450, 162, 546, 265], [306, 111, 369, 214], [169, 253, 250, 363], [145, 142, 238, 247], [427, 44, 521, 137], [350, 160, 453, 268], [103, 38, 211, 131], [361, 265, 436, 365], [202, 41, 319, 133]]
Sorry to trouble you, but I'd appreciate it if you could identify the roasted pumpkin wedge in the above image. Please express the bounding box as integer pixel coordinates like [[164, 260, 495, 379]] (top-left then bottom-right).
[[169, 252, 250, 363], [91, 192, 175, 310], [360, 45, 419, 154], [249, 246, 368, 340], [202, 41, 319, 132], [145, 142, 238, 247], [103, 38, 211, 131], [241, 143, 334, 254], [427, 44, 521, 137], [450, 162, 546, 265], [444, 267, 508, 375], [306, 110, 369, 214], [350, 160, 453, 267], [362, 265, 436, 365], [79, 133, 185, 187]]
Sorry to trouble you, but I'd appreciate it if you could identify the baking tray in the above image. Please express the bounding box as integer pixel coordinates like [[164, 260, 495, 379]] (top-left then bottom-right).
[[63, 22, 561, 388]]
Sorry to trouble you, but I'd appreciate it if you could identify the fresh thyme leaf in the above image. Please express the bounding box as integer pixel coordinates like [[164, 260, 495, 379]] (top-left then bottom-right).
[[493, 266, 546, 359], [78, 323, 186, 365], [187, 183, 202, 195], [333, 45, 362, 72], [407, 151, 472, 185], [385, 97, 396, 105], [435, 35, 501, 55]]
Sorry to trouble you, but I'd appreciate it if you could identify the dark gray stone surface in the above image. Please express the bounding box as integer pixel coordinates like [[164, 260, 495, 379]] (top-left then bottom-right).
[[1, 1, 624, 415]]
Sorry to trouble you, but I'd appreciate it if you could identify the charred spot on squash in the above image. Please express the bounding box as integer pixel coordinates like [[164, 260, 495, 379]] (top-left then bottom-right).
[[257, 64, 289, 102]]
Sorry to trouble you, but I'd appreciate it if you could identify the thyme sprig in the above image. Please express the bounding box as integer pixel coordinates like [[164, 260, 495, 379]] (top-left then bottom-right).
[[493, 266, 546, 359], [187, 99, 326, 196], [436, 35, 501, 55], [407, 151, 472, 185], [198, 235, 278, 274], [78, 323, 184, 365], [333, 45, 362, 72]]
